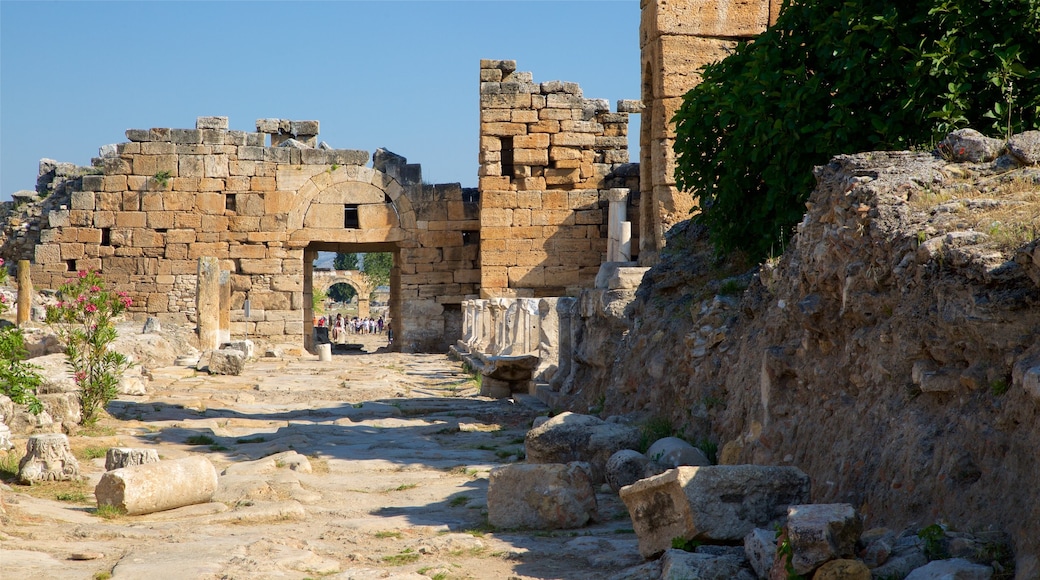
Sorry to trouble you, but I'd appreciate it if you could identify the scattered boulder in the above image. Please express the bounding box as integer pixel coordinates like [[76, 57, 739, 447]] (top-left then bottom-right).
[[619, 465, 811, 558], [939, 128, 1005, 163], [744, 527, 778, 579], [117, 373, 148, 396], [659, 549, 756, 580], [95, 456, 219, 515], [487, 462, 597, 529], [646, 436, 711, 468], [18, 433, 79, 483], [105, 447, 160, 471], [38, 392, 81, 431], [525, 412, 641, 483], [1007, 130, 1040, 165], [904, 558, 994, 580], [605, 449, 650, 492], [141, 317, 162, 334], [783, 503, 862, 575], [222, 340, 254, 359], [201, 348, 245, 375], [870, 533, 929, 580]]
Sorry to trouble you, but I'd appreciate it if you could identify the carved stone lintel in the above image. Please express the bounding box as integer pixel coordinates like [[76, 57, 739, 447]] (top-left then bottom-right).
[[105, 447, 160, 471]]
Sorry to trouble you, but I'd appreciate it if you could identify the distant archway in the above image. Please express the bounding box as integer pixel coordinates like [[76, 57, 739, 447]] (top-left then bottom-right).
[[313, 270, 374, 318]]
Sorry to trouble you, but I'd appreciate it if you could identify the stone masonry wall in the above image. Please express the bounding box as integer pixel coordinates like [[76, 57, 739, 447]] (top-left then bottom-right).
[[638, 0, 780, 264], [9, 116, 479, 352], [478, 59, 640, 298]]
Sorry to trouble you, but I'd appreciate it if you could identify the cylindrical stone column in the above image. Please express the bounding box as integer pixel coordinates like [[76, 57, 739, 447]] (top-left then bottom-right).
[[218, 270, 231, 344], [606, 188, 629, 262], [16, 260, 31, 326], [317, 343, 332, 361], [196, 257, 221, 351], [619, 222, 633, 262], [95, 456, 218, 515]]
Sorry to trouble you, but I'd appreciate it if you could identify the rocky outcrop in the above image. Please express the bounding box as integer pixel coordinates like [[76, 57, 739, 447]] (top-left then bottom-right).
[[565, 133, 1040, 566]]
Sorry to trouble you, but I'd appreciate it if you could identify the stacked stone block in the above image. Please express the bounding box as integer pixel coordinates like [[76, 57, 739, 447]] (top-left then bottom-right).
[[478, 59, 640, 298], [27, 116, 479, 352], [638, 0, 779, 264]]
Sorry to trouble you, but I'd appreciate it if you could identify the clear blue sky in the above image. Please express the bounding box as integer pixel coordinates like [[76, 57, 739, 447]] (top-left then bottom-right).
[[1, 0, 641, 200]]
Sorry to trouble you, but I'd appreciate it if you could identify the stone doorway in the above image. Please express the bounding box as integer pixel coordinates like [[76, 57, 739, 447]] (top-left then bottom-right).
[[303, 242, 400, 353]]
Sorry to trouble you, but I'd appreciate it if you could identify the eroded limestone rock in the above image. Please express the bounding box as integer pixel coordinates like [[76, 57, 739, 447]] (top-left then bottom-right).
[[659, 549, 756, 580], [605, 449, 650, 492], [784, 503, 862, 575], [904, 558, 993, 580], [525, 412, 640, 484], [646, 436, 711, 468], [201, 349, 245, 375], [487, 462, 597, 530]]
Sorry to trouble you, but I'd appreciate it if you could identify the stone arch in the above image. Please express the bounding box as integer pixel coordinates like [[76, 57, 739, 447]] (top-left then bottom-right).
[[313, 270, 375, 318]]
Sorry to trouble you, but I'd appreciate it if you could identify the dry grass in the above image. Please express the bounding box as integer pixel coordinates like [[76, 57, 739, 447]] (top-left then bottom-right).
[[911, 168, 1040, 252]]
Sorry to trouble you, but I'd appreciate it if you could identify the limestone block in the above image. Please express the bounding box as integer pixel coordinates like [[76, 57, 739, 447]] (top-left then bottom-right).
[[904, 558, 993, 580], [18, 434, 79, 483], [358, 204, 398, 229], [618, 465, 811, 558], [200, 348, 245, 375], [784, 503, 862, 575], [487, 463, 597, 529], [196, 116, 228, 130], [551, 132, 596, 147], [513, 148, 549, 166], [646, 437, 711, 468], [222, 340, 255, 359], [744, 527, 778, 579], [514, 133, 550, 149], [605, 449, 651, 493], [659, 550, 756, 580], [643, 0, 769, 38], [813, 559, 871, 580], [525, 412, 641, 484], [939, 128, 1006, 163], [482, 122, 527, 136], [105, 448, 160, 471], [95, 456, 218, 515]]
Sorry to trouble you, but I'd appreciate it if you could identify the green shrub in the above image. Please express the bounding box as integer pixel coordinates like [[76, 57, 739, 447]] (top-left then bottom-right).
[[673, 0, 1040, 261], [0, 259, 43, 414]]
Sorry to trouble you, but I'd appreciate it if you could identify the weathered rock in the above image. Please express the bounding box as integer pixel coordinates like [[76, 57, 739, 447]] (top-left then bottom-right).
[[605, 449, 650, 492], [141, 317, 162, 334], [904, 558, 993, 580], [812, 558, 870, 580], [525, 412, 641, 483], [784, 503, 862, 575], [659, 549, 756, 580], [38, 392, 81, 430], [95, 455, 219, 515], [646, 436, 711, 468], [744, 527, 778, 579], [487, 462, 597, 529], [0, 415, 12, 451], [117, 374, 147, 396], [18, 433, 79, 483], [939, 128, 1005, 163], [202, 348, 245, 375], [871, 534, 929, 580], [221, 450, 312, 475], [222, 339, 254, 359], [618, 465, 811, 558], [105, 447, 160, 471], [1007, 130, 1040, 165]]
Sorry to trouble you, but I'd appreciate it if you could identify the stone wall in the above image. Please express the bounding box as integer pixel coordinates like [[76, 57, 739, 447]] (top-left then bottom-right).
[[478, 59, 641, 298], [2, 117, 479, 352], [638, 0, 780, 264]]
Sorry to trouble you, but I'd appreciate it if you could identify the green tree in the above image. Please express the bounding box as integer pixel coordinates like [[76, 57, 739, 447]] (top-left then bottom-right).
[[334, 252, 358, 270], [363, 252, 393, 288], [327, 283, 357, 304], [673, 0, 1040, 261], [0, 259, 43, 414], [312, 287, 327, 314]]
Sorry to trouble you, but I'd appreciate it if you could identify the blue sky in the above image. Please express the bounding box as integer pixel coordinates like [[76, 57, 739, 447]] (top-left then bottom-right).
[[0, 0, 641, 200]]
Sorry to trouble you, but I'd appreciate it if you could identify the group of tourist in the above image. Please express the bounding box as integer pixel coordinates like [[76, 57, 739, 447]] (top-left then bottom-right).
[[316, 314, 386, 342]]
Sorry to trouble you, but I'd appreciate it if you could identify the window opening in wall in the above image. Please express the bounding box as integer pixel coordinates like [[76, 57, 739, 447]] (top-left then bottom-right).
[[344, 204, 360, 229], [501, 136, 514, 179], [225, 193, 237, 213], [101, 228, 111, 245], [65, 260, 76, 272], [462, 231, 478, 246]]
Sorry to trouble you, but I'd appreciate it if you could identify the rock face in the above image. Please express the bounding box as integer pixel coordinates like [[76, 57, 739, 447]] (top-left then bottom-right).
[[486, 462, 597, 530], [582, 140, 1040, 562], [95, 456, 219, 515], [904, 558, 994, 580], [524, 412, 641, 483], [618, 465, 811, 558], [18, 433, 79, 483], [659, 549, 756, 580]]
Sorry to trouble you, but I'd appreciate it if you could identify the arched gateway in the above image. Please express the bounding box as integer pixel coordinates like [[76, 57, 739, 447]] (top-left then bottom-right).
[[18, 118, 481, 353], [312, 269, 375, 318]]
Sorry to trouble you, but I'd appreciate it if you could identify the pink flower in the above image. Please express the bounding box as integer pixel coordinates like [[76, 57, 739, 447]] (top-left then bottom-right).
[[85, 303, 98, 313], [90, 285, 101, 293], [122, 297, 133, 307], [74, 371, 86, 384], [78, 270, 88, 278], [0, 295, 6, 304], [0, 258, 4, 266], [77, 295, 86, 303]]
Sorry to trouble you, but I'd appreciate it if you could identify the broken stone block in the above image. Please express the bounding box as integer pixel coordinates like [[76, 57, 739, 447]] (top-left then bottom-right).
[[222, 339, 254, 359], [201, 349, 245, 375], [659, 549, 756, 580], [939, 128, 1006, 163], [105, 447, 160, 471], [487, 462, 597, 530], [812, 559, 871, 580], [904, 558, 994, 580], [18, 433, 79, 483], [481, 354, 539, 397], [646, 437, 711, 468], [95, 456, 218, 515], [744, 527, 778, 579], [784, 503, 862, 575], [618, 465, 811, 558], [605, 449, 650, 492], [0, 416, 12, 451], [525, 412, 641, 484], [141, 317, 162, 334], [1007, 130, 1040, 165]]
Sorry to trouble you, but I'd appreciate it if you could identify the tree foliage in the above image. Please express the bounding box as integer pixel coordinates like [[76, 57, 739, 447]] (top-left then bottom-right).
[[334, 252, 358, 271], [673, 0, 1040, 261], [363, 252, 393, 288], [0, 259, 43, 414]]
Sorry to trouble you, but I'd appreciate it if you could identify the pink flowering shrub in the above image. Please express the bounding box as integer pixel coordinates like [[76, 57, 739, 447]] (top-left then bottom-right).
[[45, 270, 133, 424], [0, 258, 43, 414]]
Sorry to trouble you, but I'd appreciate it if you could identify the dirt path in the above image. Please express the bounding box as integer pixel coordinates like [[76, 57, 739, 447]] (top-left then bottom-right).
[[0, 338, 639, 580]]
